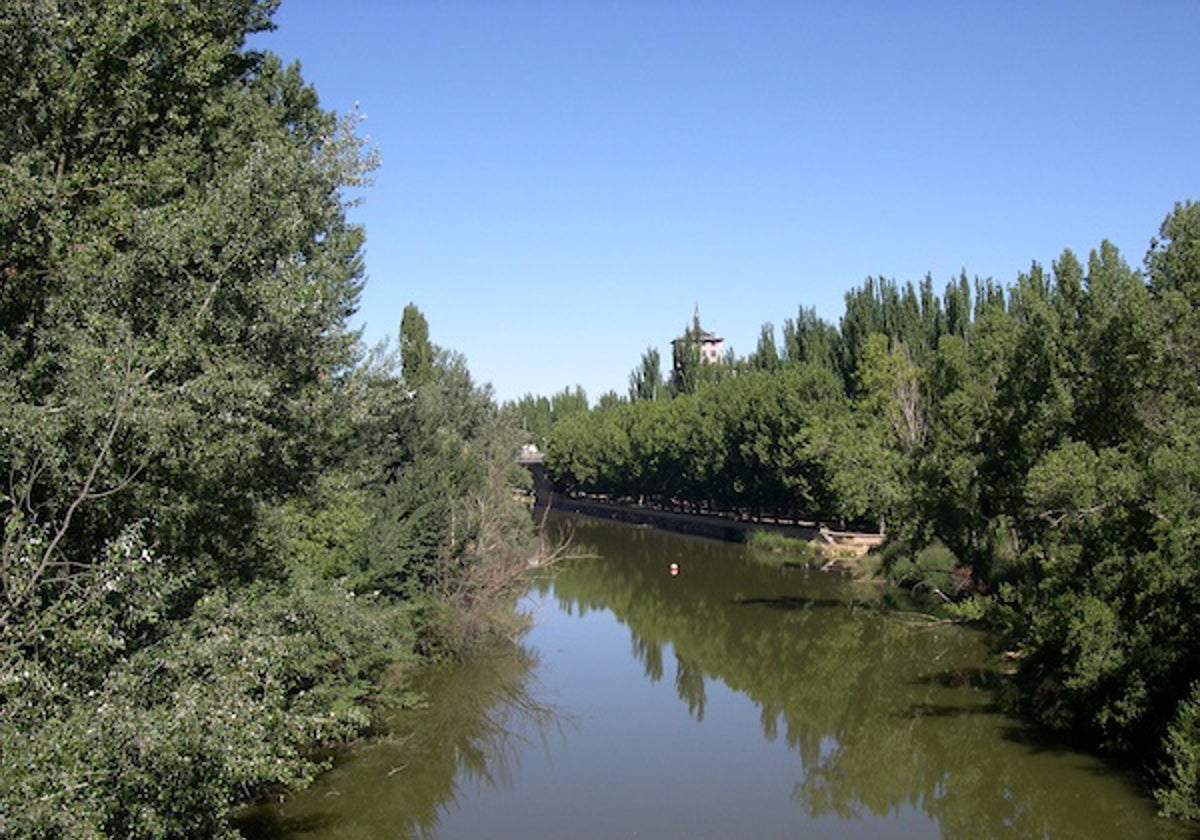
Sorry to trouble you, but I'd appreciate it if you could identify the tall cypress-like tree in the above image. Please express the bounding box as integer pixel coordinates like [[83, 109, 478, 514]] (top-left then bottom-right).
[[400, 303, 435, 388], [748, 323, 781, 371], [671, 321, 703, 396], [628, 346, 664, 402]]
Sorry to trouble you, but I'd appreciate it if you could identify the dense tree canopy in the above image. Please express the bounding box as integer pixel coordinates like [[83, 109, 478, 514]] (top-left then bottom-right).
[[3, 0, 1197, 829], [0, 4, 539, 837], [543, 202, 1200, 820]]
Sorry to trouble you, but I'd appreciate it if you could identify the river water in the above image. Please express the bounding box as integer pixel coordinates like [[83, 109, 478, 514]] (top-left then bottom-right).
[[241, 514, 1196, 839]]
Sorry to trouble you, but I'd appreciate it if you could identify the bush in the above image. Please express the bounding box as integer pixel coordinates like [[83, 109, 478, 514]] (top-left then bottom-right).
[[1157, 681, 1200, 820], [885, 539, 961, 596], [0, 527, 423, 840], [746, 531, 817, 567]]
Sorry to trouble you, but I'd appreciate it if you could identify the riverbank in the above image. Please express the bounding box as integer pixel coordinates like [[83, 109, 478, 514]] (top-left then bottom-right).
[[540, 496, 884, 558], [239, 517, 1185, 840]]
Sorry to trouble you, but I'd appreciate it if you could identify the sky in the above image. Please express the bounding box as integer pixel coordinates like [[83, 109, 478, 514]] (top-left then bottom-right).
[[252, 1, 1199, 404]]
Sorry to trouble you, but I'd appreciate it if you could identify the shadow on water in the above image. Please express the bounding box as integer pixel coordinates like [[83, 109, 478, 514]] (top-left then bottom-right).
[[899, 702, 1002, 719], [236, 641, 563, 840], [731, 594, 854, 610], [914, 667, 1007, 692]]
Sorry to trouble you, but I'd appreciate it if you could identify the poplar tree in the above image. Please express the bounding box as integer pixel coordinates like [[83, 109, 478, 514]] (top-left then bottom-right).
[[400, 303, 435, 387], [628, 346, 663, 402]]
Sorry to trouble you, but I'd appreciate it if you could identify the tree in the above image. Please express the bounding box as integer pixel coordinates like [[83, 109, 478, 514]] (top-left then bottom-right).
[[400, 303, 435, 388], [807, 334, 917, 533], [0, 0, 373, 586], [671, 321, 704, 396], [1147, 201, 1200, 411], [1069, 243, 1153, 448], [1147, 200, 1200, 305], [550, 385, 589, 421], [628, 346, 664, 402], [0, 4, 536, 836], [747, 323, 781, 372], [506, 393, 554, 442], [0, 3, 557, 836], [782, 306, 841, 376], [595, 390, 625, 412]]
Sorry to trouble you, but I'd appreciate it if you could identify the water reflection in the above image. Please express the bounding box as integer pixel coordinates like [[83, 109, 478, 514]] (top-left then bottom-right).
[[238, 643, 553, 839], [541, 517, 1196, 840], [244, 515, 1197, 839]]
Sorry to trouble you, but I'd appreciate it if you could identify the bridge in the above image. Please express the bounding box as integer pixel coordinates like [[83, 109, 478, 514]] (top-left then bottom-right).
[[515, 449, 554, 507]]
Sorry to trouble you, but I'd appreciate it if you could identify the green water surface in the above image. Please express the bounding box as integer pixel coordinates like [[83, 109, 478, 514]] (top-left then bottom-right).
[[241, 514, 1196, 839]]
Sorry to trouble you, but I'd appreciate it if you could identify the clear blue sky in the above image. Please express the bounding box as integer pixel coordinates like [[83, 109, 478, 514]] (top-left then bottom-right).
[[253, 1, 1199, 404]]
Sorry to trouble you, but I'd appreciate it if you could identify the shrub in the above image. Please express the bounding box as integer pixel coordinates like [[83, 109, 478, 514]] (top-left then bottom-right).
[[1157, 681, 1200, 820], [746, 531, 817, 567], [885, 539, 960, 596], [0, 527, 423, 840]]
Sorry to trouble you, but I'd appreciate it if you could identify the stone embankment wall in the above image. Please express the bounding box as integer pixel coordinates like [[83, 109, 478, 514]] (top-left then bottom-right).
[[543, 496, 822, 544]]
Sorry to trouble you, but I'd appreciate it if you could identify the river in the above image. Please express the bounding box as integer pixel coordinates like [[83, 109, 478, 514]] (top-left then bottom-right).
[[240, 514, 1196, 839]]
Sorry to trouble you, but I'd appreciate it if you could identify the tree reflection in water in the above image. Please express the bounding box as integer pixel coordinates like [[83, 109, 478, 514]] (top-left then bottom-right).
[[237, 641, 558, 839], [243, 516, 1196, 840], [544, 517, 1197, 840]]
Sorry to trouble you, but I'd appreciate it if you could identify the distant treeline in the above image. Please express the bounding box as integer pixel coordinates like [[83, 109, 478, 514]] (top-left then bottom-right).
[[517, 202, 1200, 821]]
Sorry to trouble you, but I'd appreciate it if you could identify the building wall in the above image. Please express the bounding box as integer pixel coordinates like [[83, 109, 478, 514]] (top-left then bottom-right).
[[700, 339, 723, 364]]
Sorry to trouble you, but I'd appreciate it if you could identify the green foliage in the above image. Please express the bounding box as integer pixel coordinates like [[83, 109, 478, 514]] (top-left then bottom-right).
[[1158, 682, 1200, 820], [505, 385, 589, 444], [781, 306, 841, 373], [594, 390, 625, 411], [546, 201, 1200, 820], [0, 6, 541, 837], [883, 539, 960, 595], [628, 346, 664, 402], [548, 364, 842, 517], [807, 333, 924, 533], [1, 0, 373, 586], [747, 322, 781, 372], [0, 547, 421, 840], [670, 320, 705, 396], [400, 303, 435, 388], [258, 472, 371, 580], [1148, 200, 1200, 304], [746, 530, 816, 566], [347, 329, 540, 657], [669, 313, 732, 397]]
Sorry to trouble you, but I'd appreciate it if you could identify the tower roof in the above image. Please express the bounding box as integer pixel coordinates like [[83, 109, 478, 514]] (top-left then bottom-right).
[[674, 305, 722, 344]]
